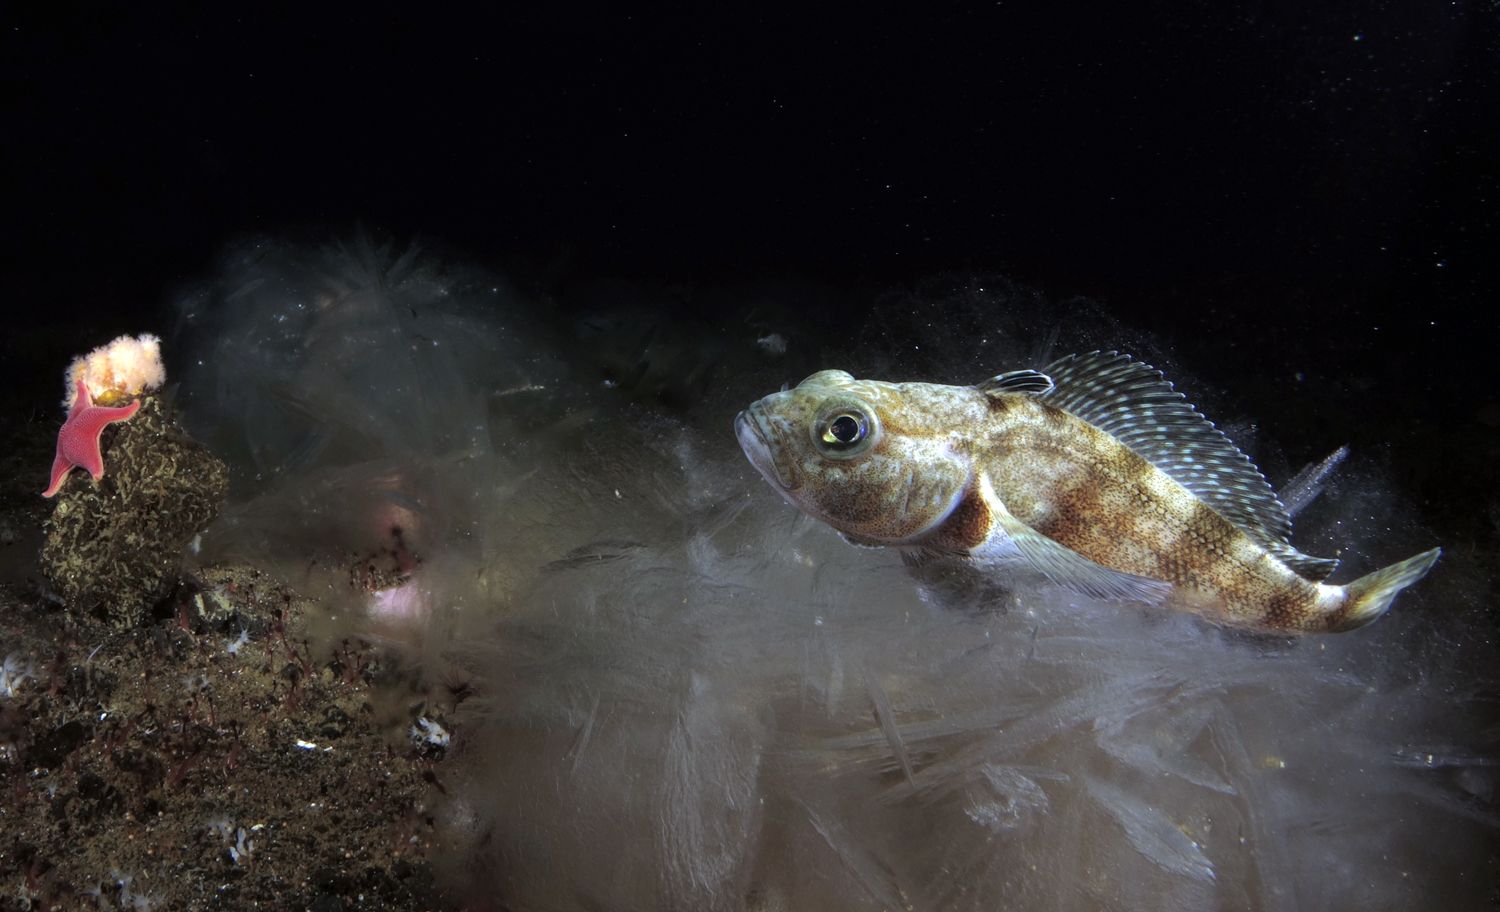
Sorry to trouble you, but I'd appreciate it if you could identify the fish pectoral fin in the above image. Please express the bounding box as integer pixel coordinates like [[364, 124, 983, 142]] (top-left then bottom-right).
[[994, 513, 1173, 604], [840, 531, 887, 550]]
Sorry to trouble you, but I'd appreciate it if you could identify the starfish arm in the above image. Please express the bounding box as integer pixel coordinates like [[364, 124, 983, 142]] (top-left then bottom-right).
[[43, 385, 142, 498], [42, 452, 74, 498], [69, 379, 91, 416], [106, 400, 142, 422], [78, 441, 107, 479]]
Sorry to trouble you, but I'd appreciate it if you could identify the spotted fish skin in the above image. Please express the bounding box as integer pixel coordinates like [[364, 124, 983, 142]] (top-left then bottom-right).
[[736, 353, 1440, 634], [931, 395, 1344, 631]]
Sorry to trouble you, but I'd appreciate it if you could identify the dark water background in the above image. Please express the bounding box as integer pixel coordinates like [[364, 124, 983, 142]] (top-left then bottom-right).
[[4, 6, 1495, 575], [3, 9, 1498, 909]]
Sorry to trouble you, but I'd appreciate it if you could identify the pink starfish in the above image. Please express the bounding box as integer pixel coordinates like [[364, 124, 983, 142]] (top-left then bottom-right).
[[42, 380, 141, 498]]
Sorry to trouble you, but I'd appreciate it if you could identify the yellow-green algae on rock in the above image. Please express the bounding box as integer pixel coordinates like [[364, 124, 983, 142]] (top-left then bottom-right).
[[40, 394, 227, 626]]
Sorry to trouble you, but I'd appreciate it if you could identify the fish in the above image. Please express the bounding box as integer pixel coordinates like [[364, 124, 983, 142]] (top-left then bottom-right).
[[735, 352, 1440, 633]]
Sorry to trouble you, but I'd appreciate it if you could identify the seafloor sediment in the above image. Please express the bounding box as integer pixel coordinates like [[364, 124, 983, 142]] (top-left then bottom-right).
[[0, 416, 448, 910], [2, 252, 1496, 911]]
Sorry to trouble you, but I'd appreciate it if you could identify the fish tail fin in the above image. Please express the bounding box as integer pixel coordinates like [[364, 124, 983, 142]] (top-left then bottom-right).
[[1330, 547, 1441, 631]]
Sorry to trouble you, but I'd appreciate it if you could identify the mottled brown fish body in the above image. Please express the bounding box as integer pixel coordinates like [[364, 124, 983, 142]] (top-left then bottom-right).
[[955, 396, 1332, 631], [737, 354, 1440, 634]]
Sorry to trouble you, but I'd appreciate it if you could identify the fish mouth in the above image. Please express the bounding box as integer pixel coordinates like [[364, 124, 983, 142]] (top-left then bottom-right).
[[735, 406, 799, 492]]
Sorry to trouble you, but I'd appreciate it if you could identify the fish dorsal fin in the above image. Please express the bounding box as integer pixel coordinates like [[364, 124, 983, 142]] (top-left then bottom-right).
[[1038, 351, 1294, 546], [978, 369, 1056, 396], [1265, 541, 1340, 581]]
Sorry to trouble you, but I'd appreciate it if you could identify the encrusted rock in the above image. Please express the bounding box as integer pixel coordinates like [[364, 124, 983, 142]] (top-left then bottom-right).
[[41, 395, 227, 626]]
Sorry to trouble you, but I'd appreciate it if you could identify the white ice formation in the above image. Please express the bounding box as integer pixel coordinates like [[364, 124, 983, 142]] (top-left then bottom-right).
[[176, 238, 1497, 911]]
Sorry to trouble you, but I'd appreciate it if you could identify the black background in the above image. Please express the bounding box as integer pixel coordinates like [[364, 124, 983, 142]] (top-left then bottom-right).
[[5, 4, 1497, 546]]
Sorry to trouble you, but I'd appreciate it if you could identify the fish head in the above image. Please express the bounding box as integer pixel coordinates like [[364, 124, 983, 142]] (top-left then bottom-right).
[[736, 369, 973, 544]]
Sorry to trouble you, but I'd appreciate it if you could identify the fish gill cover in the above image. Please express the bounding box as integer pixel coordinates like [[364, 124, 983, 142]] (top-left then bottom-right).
[[173, 238, 1497, 911]]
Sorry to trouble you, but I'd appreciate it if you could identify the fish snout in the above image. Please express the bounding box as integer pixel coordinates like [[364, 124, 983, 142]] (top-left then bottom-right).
[[735, 405, 799, 492]]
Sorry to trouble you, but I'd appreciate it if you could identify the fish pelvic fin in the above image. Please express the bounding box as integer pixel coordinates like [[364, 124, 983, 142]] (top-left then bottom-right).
[[1330, 547, 1441, 631]]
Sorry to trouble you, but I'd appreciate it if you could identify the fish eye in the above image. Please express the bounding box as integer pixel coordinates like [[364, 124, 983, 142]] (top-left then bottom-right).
[[823, 413, 865, 446], [811, 397, 879, 457]]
